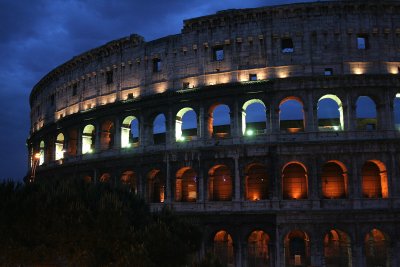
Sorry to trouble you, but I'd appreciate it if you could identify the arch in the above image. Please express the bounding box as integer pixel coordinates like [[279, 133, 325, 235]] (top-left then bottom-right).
[[242, 99, 267, 136], [282, 162, 308, 199], [209, 104, 231, 138], [321, 161, 348, 199], [394, 93, 400, 130], [147, 169, 165, 203], [356, 96, 377, 130], [245, 163, 269, 201], [121, 116, 139, 148], [100, 120, 114, 150], [99, 173, 111, 183], [153, 113, 166, 144], [121, 170, 137, 193], [176, 107, 197, 141], [39, 140, 45, 165], [214, 230, 234, 266], [284, 230, 311, 267], [317, 95, 344, 131], [279, 97, 304, 133], [362, 160, 388, 198], [208, 165, 232, 201], [365, 229, 390, 267], [82, 124, 95, 154], [324, 229, 352, 267], [247, 230, 270, 267], [175, 167, 197, 202], [55, 133, 65, 160]]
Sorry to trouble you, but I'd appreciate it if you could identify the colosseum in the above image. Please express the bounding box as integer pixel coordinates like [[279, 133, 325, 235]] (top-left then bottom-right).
[[27, 1, 400, 266]]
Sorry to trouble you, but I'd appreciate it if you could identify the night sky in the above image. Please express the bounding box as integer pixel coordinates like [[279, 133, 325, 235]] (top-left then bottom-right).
[[0, 0, 338, 181]]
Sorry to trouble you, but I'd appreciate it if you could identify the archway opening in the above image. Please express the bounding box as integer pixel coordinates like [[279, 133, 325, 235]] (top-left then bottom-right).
[[39, 140, 45, 165], [153, 113, 166, 144], [324, 229, 352, 267], [245, 163, 268, 201], [176, 108, 197, 141], [242, 99, 267, 136], [394, 94, 400, 130], [121, 170, 137, 193], [365, 229, 390, 267], [321, 161, 348, 199], [100, 120, 114, 150], [282, 162, 308, 199], [121, 116, 139, 148], [279, 98, 304, 133], [362, 160, 388, 198], [82, 124, 95, 154], [284, 230, 310, 267], [208, 165, 232, 201], [210, 104, 231, 138], [175, 167, 197, 202], [147, 169, 165, 203], [317, 95, 343, 131], [247, 230, 270, 267], [214, 230, 234, 266], [356, 96, 377, 130], [55, 133, 65, 160]]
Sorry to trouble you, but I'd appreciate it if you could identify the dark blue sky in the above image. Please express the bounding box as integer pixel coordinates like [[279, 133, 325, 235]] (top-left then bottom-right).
[[0, 0, 338, 181]]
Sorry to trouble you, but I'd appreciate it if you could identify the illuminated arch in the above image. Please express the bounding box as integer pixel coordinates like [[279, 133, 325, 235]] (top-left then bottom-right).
[[100, 120, 114, 150], [245, 163, 268, 201], [356, 96, 377, 130], [208, 104, 231, 138], [282, 162, 308, 199], [121, 170, 137, 193], [284, 230, 311, 267], [362, 160, 388, 198], [39, 140, 45, 165], [147, 169, 165, 203], [324, 229, 352, 267], [55, 133, 65, 160], [82, 124, 95, 154], [208, 165, 232, 201], [279, 97, 304, 133], [365, 229, 390, 267], [394, 93, 400, 130], [153, 113, 166, 144], [176, 107, 197, 141], [121, 116, 139, 148], [175, 167, 197, 202], [247, 230, 270, 267], [321, 160, 348, 199], [99, 173, 111, 183], [242, 99, 267, 136], [214, 230, 234, 266], [317, 94, 344, 131]]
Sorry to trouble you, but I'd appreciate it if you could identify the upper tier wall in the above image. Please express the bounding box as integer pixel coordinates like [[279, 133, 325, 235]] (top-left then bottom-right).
[[29, 0, 400, 133]]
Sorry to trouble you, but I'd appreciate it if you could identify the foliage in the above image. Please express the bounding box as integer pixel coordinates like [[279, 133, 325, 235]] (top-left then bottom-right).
[[0, 178, 202, 266]]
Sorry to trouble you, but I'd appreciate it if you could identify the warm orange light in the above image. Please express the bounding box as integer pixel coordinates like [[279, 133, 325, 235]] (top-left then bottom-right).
[[34, 153, 40, 159]]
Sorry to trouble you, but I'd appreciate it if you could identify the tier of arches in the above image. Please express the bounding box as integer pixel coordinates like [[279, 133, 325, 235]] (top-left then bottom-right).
[[31, 92, 400, 164], [82, 160, 389, 203], [211, 228, 391, 267]]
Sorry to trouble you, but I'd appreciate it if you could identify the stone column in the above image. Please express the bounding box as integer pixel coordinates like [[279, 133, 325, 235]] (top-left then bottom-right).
[[165, 153, 172, 204], [166, 109, 175, 145], [234, 154, 241, 201], [198, 106, 204, 139], [352, 156, 361, 199], [94, 121, 101, 152], [114, 117, 121, 149], [77, 127, 83, 155], [198, 155, 205, 202], [270, 105, 280, 133], [310, 235, 323, 267]]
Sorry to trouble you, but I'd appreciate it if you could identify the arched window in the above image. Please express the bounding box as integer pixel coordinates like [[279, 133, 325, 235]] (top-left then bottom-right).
[[147, 170, 165, 203], [356, 96, 377, 130], [362, 160, 388, 198], [321, 161, 348, 199], [99, 173, 111, 183], [214, 230, 234, 266], [284, 230, 311, 267], [209, 104, 231, 138], [175, 167, 197, 202], [247, 230, 270, 267], [365, 229, 390, 267], [282, 162, 308, 199], [153, 113, 166, 144], [208, 165, 232, 201], [55, 133, 65, 160], [317, 95, 343, 131], [279, 98, 304, 133], [242, 99, 267, 136], [245, 163, 268, 201], [39, 140, 45, 165], [121, 116, 139, 148], [176, 108, 197, 141], [324, 229, 352, 267], [100, 120, 114, 150], [82, 124, 95, 154], [121, 170, 137, 193]]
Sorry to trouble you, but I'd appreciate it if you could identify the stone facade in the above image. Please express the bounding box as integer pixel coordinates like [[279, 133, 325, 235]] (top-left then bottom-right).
[[28, 1, 400, 266]]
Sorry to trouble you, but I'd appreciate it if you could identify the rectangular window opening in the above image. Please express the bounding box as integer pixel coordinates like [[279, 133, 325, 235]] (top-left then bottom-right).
[[153, 58, 162, 72], [183, 82, 190, 89], [281, 38, 294, 53], [72, 84, 77, 96], [357, 35, 369, 50], [249, 74, 258, 81], [127, 93, 134, 99], [324, 68, 333, 76], [213, 46, 224, 61], [106, 71, 113, 84]]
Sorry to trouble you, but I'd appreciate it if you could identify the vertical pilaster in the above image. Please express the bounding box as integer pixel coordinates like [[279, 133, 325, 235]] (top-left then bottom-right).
[[234, 154, 241, 201], [114, 117, 121, 149], [198, 106, 204, 139]]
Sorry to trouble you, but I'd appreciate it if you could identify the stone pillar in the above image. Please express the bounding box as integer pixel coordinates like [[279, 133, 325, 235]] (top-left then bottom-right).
[[114, 117, 121, 149], [352, 156, 361, 199], [305, 94, 317, 132], [270, 104, 280, 133], [198, 155, 205, 202], [310, 234, 323, 267], [353, 233, 365, 267], [77, 127, 83, 155], [165, 153, 172, 204], [166, 109, 175, 144], [235, 232, 243, 267], [198, 106, 204, 139], [275, 225, 282, 267], [94, 122, 101, 152], [342, 104, 349, 131], [234, 154, 241, 201]]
